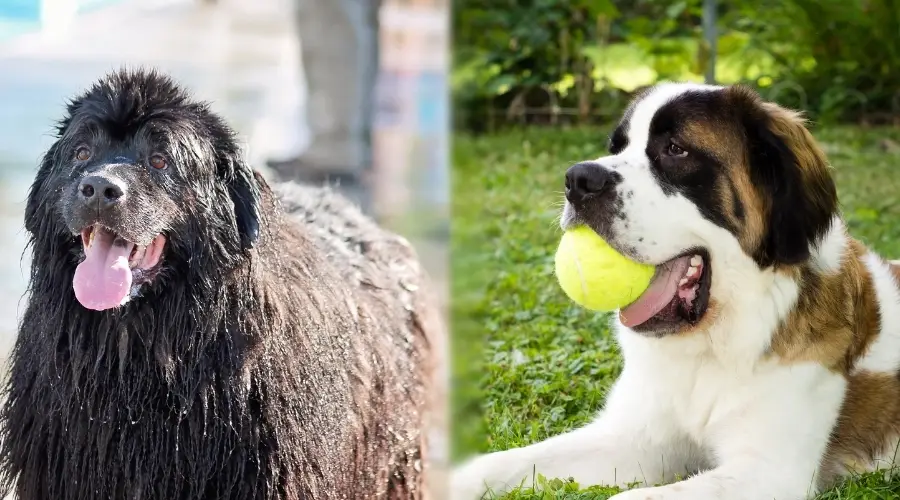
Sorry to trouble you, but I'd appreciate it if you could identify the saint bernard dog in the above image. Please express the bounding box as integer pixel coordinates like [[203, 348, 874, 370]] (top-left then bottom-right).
[[452, 83, 900, 500]]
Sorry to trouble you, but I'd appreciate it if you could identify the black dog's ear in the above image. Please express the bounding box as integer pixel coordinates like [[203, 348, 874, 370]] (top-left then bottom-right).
[[729, 86, 838, 267], [24, 143, 60, 236], [206, 110, 264, 251], [25, 99, 81, 236], [226, 159, 263, 251]]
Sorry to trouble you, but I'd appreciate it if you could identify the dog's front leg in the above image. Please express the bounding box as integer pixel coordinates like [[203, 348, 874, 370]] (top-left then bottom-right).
[[451, 373, 700, 500], [609, 363, 846, 500]]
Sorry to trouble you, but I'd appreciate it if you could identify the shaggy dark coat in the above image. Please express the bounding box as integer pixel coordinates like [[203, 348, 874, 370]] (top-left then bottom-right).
[[0, 69, 436, 500]]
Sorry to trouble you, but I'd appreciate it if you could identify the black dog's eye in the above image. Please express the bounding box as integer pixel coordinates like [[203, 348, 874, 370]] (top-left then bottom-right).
[[75, 146, 91, 162], [666, 141, 688, 158], [149, 154, 168, 170]]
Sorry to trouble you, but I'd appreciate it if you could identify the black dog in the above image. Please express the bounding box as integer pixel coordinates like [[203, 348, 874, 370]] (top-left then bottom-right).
[[0, 69, 438, 499]]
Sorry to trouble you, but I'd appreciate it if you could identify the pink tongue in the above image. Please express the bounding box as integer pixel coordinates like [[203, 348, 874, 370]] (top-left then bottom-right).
[[619, 256, 691, 328], [73, 230, 133, 311]]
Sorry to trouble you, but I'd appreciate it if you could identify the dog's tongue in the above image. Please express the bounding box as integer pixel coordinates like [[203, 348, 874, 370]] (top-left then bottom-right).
[[73, 229, 133, 311], [619, 256, 691, 328]]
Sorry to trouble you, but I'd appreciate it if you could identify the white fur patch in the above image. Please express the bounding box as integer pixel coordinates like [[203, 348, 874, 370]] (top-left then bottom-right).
[[809, 217, 847, 274], [854, 253, 900, 373]]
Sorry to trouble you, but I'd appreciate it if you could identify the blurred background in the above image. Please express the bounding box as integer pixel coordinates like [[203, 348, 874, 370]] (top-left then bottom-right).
[[0, 0, 449, 495], [452, 1, 900, 497], [453, 0, 900, 129]]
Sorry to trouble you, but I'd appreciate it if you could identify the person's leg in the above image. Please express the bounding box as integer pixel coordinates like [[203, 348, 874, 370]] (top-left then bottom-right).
[[275, 0, 380, 212]]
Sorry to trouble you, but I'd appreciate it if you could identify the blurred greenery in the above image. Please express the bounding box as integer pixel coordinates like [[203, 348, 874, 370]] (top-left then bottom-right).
[[452, 0, 900, 131], [451, 125, 900, 497]]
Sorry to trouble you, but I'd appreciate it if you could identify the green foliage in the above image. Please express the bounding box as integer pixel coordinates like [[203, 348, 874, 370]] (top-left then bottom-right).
[[453, 0, 628, 130], [454, 0, 619, 89], [733, 0, 900, 122], [453, 0, 900, 129], [452, 125, 900, 497]]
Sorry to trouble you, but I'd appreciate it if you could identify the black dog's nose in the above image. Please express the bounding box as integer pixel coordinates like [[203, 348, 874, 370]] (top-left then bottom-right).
[[78, 175, 126, 210], [565, 162, 613, 203]]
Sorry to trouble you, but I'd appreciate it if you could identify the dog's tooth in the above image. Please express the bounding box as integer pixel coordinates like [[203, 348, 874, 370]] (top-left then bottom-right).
[[686, 266, 698, 278], [679, 277, 688, 286], [690, 255, 702, 267], [88, 229, 95, 247]]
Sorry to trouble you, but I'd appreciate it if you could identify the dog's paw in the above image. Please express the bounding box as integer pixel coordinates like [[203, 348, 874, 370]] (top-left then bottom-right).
[[609, 487, 665, 500], [450, 455, 493, 500], [609, 484, 708, 500]]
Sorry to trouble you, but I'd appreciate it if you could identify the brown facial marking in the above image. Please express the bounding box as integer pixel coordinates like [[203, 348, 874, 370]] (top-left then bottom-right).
[[673, 117, 767, 260], [726, 161, 766, 259]]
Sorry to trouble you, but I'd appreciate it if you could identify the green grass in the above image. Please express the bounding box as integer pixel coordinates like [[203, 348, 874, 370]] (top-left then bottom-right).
[[452, 125, 900, 499]]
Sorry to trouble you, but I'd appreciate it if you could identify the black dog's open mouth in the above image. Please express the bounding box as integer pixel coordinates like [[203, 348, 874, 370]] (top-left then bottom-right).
[[72, 225, 166, 311], [619, 249, 711, 331]]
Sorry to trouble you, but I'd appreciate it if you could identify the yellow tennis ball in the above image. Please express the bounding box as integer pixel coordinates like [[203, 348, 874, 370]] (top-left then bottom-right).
[[554, 226, 654, 311]]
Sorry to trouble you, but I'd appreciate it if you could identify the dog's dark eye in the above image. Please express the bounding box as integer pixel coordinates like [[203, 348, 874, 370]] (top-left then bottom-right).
[[149, 155, 167, 170], [667, 142, 688, 158], [75, 147, 91, 162]]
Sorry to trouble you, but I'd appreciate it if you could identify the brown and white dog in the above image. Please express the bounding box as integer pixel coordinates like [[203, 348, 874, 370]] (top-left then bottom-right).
[[452, 83, 900, 500]]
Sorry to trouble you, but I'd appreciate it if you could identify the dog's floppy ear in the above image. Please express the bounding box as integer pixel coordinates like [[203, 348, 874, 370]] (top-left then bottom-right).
[[24, 143, 60, 236], [729, 86, 838, 267], [26, 98, 83, 236], [204, 110, 265, 251], [225, 157, 263, 251]]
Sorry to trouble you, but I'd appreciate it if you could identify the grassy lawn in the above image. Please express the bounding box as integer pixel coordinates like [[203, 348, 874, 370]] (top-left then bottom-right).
[[452, 125, 900, 499]]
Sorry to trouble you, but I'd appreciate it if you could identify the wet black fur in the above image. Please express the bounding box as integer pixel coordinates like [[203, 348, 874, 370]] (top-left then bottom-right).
[[0, 69, 435, 499]]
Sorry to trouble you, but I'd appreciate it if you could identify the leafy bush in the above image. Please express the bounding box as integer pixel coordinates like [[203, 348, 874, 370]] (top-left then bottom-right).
[[738, 0, 900, 122], [453, 0, 900, 130]]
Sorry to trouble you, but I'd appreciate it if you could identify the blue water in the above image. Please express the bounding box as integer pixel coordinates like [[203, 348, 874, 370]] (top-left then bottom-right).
[[0, 0, 41, 21], [0, 19, 36, 42], [0, 0, 126, 43]]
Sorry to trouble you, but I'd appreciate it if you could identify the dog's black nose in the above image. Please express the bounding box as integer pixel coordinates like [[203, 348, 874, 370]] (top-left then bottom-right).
[[565, 162, 613, 203], [78, 175, 126, 210]]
